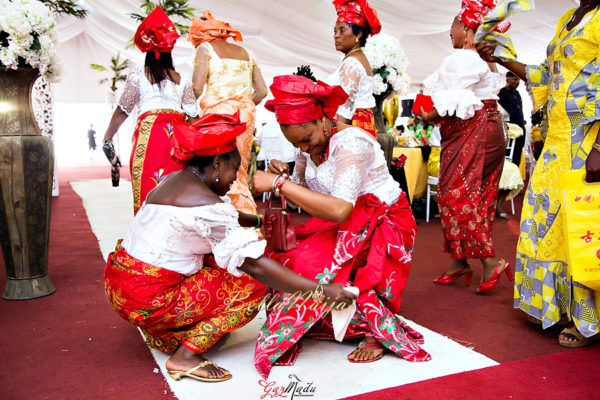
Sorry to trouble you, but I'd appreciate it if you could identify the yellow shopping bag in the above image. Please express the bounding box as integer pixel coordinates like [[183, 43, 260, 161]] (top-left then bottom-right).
[[560, 170, 600, 290]]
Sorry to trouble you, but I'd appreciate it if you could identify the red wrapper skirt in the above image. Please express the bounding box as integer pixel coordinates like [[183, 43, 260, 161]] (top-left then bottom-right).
[[104, 241, 266, 354], [438, 100, 505, 259]]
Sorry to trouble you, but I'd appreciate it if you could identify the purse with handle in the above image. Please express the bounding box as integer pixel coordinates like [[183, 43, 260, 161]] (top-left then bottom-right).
[[262, 194, 297, 252]]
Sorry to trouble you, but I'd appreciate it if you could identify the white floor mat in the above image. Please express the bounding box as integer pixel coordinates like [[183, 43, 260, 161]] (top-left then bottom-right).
[[71, 179, 498, 400]]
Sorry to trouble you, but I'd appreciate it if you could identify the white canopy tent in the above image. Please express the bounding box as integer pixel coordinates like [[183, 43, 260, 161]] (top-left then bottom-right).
[[50, 0, 578, 167]]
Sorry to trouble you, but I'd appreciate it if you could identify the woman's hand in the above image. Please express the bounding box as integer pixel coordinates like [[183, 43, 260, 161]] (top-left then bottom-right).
[[586, 146, 600, 183], [475, 42, 500, 63], [251, 170, 276, 195], [267, 159, 290, 175], [420, 107, 440, 124], [322, 283, 356, 309]]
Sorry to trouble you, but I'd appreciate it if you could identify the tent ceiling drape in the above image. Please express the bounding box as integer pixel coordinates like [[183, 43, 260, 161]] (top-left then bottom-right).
[[54, 0, 579, 103]]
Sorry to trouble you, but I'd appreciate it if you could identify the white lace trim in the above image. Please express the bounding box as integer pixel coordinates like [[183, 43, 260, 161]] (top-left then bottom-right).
[[327, 57, 375, 120], [298, 128, 401, 206], [121, 202, 263, 276]]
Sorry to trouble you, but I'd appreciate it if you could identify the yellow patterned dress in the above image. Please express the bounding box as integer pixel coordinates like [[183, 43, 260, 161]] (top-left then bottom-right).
[[514, 7, 600, 337], [197, 42, 258, 215]]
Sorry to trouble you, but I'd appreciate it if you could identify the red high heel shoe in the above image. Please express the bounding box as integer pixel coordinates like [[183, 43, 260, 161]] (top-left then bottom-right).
[[433, 265, 473, 286], [476, 258, 513, 294]]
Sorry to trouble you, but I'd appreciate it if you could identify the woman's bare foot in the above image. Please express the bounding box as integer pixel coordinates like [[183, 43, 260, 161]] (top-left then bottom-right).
[[442, 258, 470, 275], [165, 345, 230, 380], [480, 257, 503, 282], [348, 337, 385, 363]]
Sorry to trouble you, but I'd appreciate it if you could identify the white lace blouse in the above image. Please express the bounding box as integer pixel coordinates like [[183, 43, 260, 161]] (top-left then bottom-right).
[[290, 127, 401, 205], [118, 65, 199, 117], [326, 57, 375, 120], [121, 201, 266, 277], [423, 49, 502, 120]]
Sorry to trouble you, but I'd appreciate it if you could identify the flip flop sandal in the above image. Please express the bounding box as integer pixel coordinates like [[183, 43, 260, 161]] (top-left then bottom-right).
[[167, 360, 232, 382], [348, 339, 385, 363], [558, 326, 600, 348]]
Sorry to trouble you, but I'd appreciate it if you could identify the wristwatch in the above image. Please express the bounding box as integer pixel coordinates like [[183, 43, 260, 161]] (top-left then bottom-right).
[[592, 142, 600, 153]]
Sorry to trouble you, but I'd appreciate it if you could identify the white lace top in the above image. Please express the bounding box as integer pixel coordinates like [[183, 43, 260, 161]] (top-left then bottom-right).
[[121, 201, 265, 277], [326, 57, 375, 120], [423, 49, 502, 120], [118, 65, 199, 117], [290, 127, 401, 205]]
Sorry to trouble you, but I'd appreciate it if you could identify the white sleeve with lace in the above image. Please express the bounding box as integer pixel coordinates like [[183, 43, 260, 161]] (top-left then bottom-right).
[[337, 58, 363, 120], [290, 148, 308, 188], [205, 206, 266, 277], [329, 132, 371, 205], [118, 67, 141, 115], [181, 77, 199, 117]]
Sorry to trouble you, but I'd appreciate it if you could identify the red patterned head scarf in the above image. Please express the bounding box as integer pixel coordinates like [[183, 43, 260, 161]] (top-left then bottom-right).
[[187, 10, 243, 47], [134, 7, 180, 58], [170, 112, 246, 160], [456, 0, 497, 30], [333, 0, 381, 36], [265, 75, 349, 125]]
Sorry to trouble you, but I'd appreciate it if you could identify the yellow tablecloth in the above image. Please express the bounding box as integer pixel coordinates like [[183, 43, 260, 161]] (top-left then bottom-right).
[[392, 147, 428, 202]]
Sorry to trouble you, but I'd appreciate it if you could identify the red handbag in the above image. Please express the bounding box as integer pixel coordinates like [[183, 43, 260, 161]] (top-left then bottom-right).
[[262, 194, 297, 252]]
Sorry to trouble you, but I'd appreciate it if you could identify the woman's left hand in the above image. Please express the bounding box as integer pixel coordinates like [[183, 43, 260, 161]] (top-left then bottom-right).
[[251, 170, 276, 195], [586, 146, 600, 183]]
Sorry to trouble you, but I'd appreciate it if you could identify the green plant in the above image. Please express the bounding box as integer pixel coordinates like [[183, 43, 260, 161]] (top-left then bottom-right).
[[90, 53, 129, 93], [39, 0, 88, 19], [129, 0, 197, 35]]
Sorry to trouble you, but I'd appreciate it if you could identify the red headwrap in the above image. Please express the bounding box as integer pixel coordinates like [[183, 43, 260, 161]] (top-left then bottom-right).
[[134, 7, 180, 58], [187, 10, 243, 47], [333, 0, 381, 36], [264, 75, 349, 125], [170, 112, 246, 160], [456, 0, 497, 30]]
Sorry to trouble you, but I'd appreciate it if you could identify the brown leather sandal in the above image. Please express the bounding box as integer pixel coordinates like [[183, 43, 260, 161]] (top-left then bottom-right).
[[167, 360, 232, 382], [558, 326, 600, 348], [348, 338, 385, 363]]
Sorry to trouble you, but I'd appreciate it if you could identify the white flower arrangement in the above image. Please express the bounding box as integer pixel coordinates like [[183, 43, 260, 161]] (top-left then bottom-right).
[[0, 0, 61, 79], [363, 33, 410, 96]]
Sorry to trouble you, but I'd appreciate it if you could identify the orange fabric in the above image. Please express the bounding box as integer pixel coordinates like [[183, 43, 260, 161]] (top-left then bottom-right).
[[187, 10, 243, 47], [199, 94, 257, 215], [351, 108, 377, 139]]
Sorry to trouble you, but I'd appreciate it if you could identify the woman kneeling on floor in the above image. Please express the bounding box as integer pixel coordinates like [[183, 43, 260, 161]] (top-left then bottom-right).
[[104, 113, 355, 383], [250, 75, 431, 379]]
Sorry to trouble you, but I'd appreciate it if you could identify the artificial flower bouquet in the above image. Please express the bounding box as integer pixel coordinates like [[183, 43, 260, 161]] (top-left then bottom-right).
[[0, 0, 60, 79]]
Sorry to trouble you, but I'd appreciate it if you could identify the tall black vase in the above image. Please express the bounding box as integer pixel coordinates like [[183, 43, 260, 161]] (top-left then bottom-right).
[[0, 67, 55, 300]]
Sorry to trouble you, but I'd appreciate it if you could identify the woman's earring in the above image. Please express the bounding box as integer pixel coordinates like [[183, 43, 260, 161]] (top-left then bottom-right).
[[355, 37, 359, 43], [216, 170, 219, 183], [322, 125, 330, 137]]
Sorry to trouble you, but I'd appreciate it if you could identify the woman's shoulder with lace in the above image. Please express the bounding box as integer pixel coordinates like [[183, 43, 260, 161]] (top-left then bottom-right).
[[331, 128, 374, 159], [340, 56, 367, 75]]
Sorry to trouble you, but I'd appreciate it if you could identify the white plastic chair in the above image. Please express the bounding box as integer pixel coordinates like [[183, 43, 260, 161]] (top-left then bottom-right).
[[506, 137, 516, 162], [426, 176, 438, 222]]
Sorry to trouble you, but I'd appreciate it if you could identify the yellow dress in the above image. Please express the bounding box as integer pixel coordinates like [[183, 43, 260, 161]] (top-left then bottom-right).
[[198, 42, 257, 215], [514, 7, 600, 337]]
